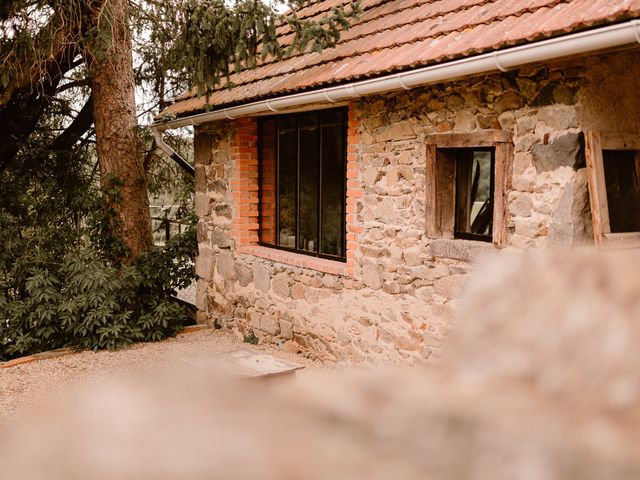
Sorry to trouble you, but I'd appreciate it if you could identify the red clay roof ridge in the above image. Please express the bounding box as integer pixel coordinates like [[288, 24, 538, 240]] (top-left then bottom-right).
[[177, 0, 497, 101], [163, 0, 640, 118]]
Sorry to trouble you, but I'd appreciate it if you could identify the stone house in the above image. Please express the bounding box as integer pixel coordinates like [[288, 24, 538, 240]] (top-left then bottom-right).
[[153, 0, 640, 363]]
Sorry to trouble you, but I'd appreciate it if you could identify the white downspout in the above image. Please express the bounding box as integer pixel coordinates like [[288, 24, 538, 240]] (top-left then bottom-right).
[[152, 20, 640, 134], [151, 126, 195, 176]]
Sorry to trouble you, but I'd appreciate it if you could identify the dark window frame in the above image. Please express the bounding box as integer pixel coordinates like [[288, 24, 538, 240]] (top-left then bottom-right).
[[425, 131, 513, 247], [257, 108, 348, 262], [452, 147, 496, 243]]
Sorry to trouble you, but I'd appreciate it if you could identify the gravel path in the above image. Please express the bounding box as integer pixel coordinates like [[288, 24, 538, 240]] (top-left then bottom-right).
[[0, 328, 333, 425]]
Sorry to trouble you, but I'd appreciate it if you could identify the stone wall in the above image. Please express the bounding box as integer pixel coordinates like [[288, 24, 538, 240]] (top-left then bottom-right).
[[193, 49, 639, 363], [5, 250, 640, 480]]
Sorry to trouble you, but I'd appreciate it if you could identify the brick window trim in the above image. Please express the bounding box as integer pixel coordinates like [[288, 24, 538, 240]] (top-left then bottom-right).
[[237, 244, 349, 276], [229, 103, 361, 277], [425, 130, 513, 248], [585, 131, 640, 248]]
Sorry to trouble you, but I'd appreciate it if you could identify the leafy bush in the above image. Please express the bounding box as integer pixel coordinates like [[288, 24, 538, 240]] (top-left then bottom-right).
[[0, 227, 196, 361], [0, 126, 197, 362]]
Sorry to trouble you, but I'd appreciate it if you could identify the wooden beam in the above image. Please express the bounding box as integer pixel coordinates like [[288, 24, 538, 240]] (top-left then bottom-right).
[[599, 132, 640, 151], [585, 131, 611, 246], [602, 232, 640, 248], [425, 130, 512, 148], [425, 131, 514, 246], [493, 142, 513, 247], [438, 150, 456, 239], [425, 143, 438, 238]]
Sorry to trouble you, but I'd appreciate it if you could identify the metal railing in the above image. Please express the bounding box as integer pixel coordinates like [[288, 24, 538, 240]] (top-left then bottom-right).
[[150, 205, 189, 245]]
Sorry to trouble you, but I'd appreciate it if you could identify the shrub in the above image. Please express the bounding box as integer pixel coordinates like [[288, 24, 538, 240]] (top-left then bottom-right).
[[0, 122, 197, 362], [0, 226, 196, 361]]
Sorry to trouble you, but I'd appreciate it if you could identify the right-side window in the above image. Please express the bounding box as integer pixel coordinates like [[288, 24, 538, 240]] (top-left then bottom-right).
[[585, 132, 640, 247], [425, 132, 512, 247]]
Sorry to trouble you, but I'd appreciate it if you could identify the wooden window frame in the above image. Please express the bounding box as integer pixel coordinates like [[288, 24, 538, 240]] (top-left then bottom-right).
[[425, 131, 513, 247], [585, 131, 640, 248]]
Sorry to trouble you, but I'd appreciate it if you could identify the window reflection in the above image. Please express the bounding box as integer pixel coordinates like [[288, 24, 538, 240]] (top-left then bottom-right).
[[259, 110, 346, 260]]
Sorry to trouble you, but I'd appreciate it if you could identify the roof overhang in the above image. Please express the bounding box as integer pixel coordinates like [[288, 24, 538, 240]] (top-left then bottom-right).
[[152, 19, 640, 134]]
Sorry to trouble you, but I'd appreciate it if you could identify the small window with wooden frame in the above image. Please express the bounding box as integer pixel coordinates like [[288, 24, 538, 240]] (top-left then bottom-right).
[[425, 131, 513, 247], [585, 131, 640, 248]]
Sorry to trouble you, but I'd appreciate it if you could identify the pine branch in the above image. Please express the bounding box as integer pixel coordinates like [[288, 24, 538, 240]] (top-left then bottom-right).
[[0, 41, 77, 174], [55, 78, 90, 94], [50, 95, 93, 151]]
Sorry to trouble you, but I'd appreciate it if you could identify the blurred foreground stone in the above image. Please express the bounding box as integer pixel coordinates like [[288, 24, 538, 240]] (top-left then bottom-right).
[[1, 248, 639, 480]]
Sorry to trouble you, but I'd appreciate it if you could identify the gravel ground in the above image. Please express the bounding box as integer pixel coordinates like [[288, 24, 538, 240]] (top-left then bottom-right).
[[0, 328, 334, 425]]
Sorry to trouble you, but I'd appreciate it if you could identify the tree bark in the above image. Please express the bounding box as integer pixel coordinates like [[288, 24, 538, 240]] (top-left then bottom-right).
[[89, 0, 153, 260]]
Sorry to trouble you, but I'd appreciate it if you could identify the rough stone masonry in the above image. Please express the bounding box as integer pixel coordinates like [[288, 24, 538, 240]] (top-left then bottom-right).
[[2, 249, 640, 480], [193, 49, 640, 363]]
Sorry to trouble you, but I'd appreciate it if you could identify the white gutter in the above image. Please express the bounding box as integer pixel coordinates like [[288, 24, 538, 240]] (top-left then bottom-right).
[[151, 19, 640, 152]]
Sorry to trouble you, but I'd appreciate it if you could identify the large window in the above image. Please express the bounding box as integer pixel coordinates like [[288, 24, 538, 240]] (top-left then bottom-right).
[[258, 109, 346, 260], [585, 131, 640, 247], [425, 131, 512, 246]]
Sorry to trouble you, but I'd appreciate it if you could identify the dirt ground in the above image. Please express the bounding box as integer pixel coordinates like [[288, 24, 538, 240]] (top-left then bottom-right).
[[0, 328, 334, 425]]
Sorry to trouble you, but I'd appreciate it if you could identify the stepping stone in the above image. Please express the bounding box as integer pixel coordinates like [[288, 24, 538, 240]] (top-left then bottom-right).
[[181, 349, 304, 382]]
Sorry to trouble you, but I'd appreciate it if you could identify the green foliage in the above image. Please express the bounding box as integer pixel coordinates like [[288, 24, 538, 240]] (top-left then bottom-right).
[[144, 129, 196, 211], [0, 234, 195, 361], [133, 0, 361, 102], [0, 0, 360, 362], [2, 0, 361, 130], [0, 122, 196, 362]]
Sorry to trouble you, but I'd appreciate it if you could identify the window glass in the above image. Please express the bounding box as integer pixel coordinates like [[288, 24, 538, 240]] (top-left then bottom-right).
[[259, 109, 346, 260], [278, 118, 297, 248], [603, 150, 640, 233], [320, 112, 345, 257], [299, 115, 320, 253], [454, 149, 494, 241]]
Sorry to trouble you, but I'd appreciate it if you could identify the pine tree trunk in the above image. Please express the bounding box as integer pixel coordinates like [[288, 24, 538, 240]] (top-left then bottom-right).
[[89, 0, 153, 261]]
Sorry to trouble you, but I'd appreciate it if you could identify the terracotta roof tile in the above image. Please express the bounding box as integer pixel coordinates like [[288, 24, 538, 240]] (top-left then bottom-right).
[[161, 0, 640, 118]]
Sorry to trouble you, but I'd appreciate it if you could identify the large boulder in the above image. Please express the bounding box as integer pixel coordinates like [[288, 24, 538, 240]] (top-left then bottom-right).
[[1, 249, 639, 480]]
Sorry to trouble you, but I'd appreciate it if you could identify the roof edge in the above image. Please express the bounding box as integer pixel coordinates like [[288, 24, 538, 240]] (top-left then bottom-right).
[[152, 20, 640, 132]]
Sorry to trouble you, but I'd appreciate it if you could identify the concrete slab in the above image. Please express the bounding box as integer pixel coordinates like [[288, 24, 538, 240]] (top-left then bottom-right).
[[181, 349, 304, 382]]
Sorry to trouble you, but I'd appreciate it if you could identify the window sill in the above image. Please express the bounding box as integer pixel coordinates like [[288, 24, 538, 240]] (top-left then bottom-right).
[[600, 231, 640, 249], [237, 244, 349, 276], [428, 238, 497, 262]]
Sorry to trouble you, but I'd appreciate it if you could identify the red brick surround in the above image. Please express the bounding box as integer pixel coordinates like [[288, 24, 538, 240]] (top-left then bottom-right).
[[345, 102, 361, 275], [229, 105, 361, 277], [230, 117, 260, 245]]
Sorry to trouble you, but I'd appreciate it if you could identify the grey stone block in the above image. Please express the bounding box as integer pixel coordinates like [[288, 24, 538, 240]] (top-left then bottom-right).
[[429, 239, 495, 262], [532, 132, 583, 173]]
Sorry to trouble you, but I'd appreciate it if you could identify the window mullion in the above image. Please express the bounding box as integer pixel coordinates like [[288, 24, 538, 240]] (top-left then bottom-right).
[[275, 119, 280, 247], [317, 115, 323, 256], [295, 117, 300, 251]]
